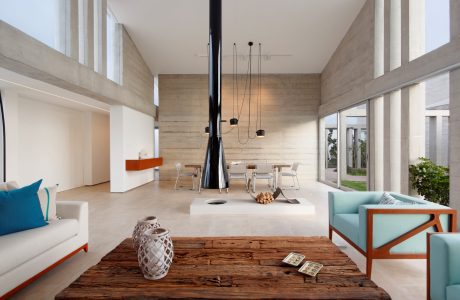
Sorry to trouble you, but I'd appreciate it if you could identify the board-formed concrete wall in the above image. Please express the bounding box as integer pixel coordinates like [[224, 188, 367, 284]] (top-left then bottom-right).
[[0, 19, 154, 116], [159, 74, 320, 182]]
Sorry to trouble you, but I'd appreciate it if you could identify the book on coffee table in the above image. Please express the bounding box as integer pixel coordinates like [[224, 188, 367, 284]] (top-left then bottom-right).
[[298, 261, 324, 277]]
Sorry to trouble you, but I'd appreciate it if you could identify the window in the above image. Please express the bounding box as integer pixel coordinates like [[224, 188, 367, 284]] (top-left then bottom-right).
[[425, 0, 450, 53], [324, 113, 338, 186], [106, 8, 121, 83], [424, 73, 450, 166], [0, 0, 59, 51], [340, 103, 368, 191]]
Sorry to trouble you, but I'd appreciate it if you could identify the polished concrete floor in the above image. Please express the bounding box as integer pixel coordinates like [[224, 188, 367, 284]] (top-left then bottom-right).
[[12, 180, 425, 300]]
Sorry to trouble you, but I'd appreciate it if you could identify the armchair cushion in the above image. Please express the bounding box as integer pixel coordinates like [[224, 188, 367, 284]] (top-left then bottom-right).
[[430, 234, 460, 300], [333, 214, 360, 249], [447, 285, 460, 300]]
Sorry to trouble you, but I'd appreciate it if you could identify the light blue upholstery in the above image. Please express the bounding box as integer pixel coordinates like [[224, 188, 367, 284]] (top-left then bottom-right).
[[329, 191, 454, 253], [333, 214, 360, 248], [446, 285, 460, 300], [430, 234, 460, 300]]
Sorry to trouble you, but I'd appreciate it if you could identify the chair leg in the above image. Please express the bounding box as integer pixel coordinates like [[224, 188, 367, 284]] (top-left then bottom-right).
[[366, 256, 373, 279], [253, 177, 256, 193], [226, 188, 229, 193], [295, 175, 300, 190], [291, 176, 296, 187], [174, 176, 180, 190], [328, 226, 333, 240]]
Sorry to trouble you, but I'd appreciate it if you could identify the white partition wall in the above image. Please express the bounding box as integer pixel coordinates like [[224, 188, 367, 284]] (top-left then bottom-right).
[[110, 105, 154, 192]]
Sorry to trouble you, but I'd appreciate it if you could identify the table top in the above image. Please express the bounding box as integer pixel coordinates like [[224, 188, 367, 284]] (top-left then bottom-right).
[[185, 163, 291, 170], [56, 236, 390, 299]]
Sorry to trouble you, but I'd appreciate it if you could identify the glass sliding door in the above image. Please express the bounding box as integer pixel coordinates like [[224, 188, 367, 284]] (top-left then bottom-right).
[[339, 103, 368, 191], [324, 113, 338, 186]]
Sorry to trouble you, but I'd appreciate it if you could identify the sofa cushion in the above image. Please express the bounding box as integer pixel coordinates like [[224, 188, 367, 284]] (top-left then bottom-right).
[[447, 285, 460, 300], [0, 219, 79, 276], [333, 214, 360, 249], [37, 185, 59, 221], [0, 180, 47, 236]]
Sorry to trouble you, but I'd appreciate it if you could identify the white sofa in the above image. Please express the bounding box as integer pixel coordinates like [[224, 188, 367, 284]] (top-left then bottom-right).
[[0, 201, 88, 298]]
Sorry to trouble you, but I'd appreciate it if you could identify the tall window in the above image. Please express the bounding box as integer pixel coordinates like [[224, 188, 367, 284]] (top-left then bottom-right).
[[340, 103, 368, 191], [0, 0, 59, 51], [106, 8, 121, 83], [424, 73, 450, 166], [425, 0, 450, 53], [324, 113, 338, 186]]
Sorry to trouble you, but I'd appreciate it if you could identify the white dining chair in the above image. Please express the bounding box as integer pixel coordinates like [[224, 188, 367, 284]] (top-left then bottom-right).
[[227, 162, 248, 192], [280, 162, 301, 190], [251, 163, 274, 193], [174, 162, 197, 190]]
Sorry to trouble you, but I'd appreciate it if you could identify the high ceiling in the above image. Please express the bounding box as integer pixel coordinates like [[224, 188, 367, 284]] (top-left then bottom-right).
[[108, 0, 365, 75]]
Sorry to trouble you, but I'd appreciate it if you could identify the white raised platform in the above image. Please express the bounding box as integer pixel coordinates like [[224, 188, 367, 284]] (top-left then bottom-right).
[[190, 198, 315, 215]]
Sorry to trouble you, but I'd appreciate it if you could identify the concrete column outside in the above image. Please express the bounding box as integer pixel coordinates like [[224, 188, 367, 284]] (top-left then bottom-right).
[[374, 0, 384, 78], [390, 0, 401, 70], [383, 0, 391, 73], [449, 68, 460, 224], [390, 90, 402, 192], [451, 0, 460, 38], [57, 0, 78, 59], [383, 94, 391, 191], [318, 117, 326, 181], [339, 111, 348, 181], [369, 97, 384, 191], [356, 128, 362, 169], [400, 84, 426, 195], [408, 0, 425, 60]]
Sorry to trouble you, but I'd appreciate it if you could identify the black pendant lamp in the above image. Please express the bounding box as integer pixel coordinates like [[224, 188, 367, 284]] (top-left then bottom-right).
[[230, 43, 239, 127], [255, 43, 265, 138], [201, 0, 229, 189]]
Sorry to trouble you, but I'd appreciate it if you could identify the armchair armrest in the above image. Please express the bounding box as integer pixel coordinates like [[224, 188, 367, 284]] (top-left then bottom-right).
[[359, 205, 457, 253], [56, 201, 88, 242], [429, 233, 460, 300], [328, 192, 382, 225]]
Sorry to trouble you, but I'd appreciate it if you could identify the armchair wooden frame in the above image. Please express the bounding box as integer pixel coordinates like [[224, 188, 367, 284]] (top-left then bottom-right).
[[329, 208, 457, 279]]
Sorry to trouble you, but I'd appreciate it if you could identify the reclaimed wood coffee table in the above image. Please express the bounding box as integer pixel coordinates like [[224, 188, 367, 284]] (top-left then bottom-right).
[[56, 236, 390, 299]]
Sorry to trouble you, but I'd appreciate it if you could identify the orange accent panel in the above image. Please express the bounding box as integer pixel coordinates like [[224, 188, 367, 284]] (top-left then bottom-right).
[[126, 157, 163, 171]]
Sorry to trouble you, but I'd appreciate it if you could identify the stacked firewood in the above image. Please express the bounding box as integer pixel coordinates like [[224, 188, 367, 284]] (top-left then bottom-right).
[[255, 192, 274, 204]]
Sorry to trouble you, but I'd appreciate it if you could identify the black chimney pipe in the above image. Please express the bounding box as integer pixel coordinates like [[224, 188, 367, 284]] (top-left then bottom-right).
[[201, 0, 229, 189]]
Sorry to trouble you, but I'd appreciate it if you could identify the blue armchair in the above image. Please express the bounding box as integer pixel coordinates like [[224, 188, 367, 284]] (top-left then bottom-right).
[[428, 233, 460, 300], [328, 191, 457, 278]]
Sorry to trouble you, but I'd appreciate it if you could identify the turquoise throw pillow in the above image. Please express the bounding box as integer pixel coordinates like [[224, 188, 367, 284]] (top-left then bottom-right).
[[0, 179, 47, 236]]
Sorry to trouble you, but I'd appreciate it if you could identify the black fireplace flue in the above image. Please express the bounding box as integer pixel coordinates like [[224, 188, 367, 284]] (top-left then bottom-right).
[[201, 0, 229, 189]]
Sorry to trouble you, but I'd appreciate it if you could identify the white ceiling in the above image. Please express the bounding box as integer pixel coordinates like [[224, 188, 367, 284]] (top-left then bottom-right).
[[108, 0, 365, 75]]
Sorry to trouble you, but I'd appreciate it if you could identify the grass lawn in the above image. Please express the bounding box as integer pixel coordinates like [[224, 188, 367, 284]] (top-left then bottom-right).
[[341, 180, 367, 191]]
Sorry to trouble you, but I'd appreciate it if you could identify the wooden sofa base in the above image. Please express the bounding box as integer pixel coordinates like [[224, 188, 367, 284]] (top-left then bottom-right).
[[1, 243, 88, 300], [329, 208, 457, 279]]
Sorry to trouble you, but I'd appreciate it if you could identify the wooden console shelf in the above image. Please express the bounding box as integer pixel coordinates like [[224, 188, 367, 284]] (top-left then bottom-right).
[[125, 157, 163, 171]]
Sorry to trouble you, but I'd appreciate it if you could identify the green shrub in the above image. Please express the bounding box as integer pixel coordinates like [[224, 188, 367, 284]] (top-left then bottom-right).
[[409, 158, 449, 206]]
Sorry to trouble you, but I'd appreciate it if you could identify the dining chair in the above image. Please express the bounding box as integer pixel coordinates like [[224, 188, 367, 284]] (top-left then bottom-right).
[[280, 162, 301, 190], [227, 162, 248, 192], [251, 163, 274, 193], [174, 162, 197, 190]]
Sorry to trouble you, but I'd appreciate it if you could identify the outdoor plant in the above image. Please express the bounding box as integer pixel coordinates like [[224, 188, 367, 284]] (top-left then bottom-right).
[[409, 157, 449, 206]]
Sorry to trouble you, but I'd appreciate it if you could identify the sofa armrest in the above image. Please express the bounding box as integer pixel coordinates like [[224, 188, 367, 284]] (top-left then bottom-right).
[[328, 192, 382, 225], [56, 201, 88, 243], [359, 205, 456, 252], [429, 233, 460, 300]]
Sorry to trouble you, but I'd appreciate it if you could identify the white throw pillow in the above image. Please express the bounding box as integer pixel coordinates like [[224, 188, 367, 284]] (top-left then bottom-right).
[[379, 192, 404, 205], [37, 185, 59, 221], [0, 181, 20, 191]]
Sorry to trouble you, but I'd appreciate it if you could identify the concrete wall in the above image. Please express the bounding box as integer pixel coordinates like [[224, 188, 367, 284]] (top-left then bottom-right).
[[0, 18, 154, 116], [110, 105, 154, 192], [321, 0, 375, 111], [159, 74, 320, 182]]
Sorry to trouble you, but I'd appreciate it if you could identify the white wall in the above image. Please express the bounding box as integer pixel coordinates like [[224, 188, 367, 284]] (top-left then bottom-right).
[[84, 112, 110, 185], [110, 105, 154, 192], [2, 88, 110, 191]]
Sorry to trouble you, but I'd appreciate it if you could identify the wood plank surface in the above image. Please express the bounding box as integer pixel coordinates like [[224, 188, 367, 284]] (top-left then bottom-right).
[[56, 236, 391, 299]]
